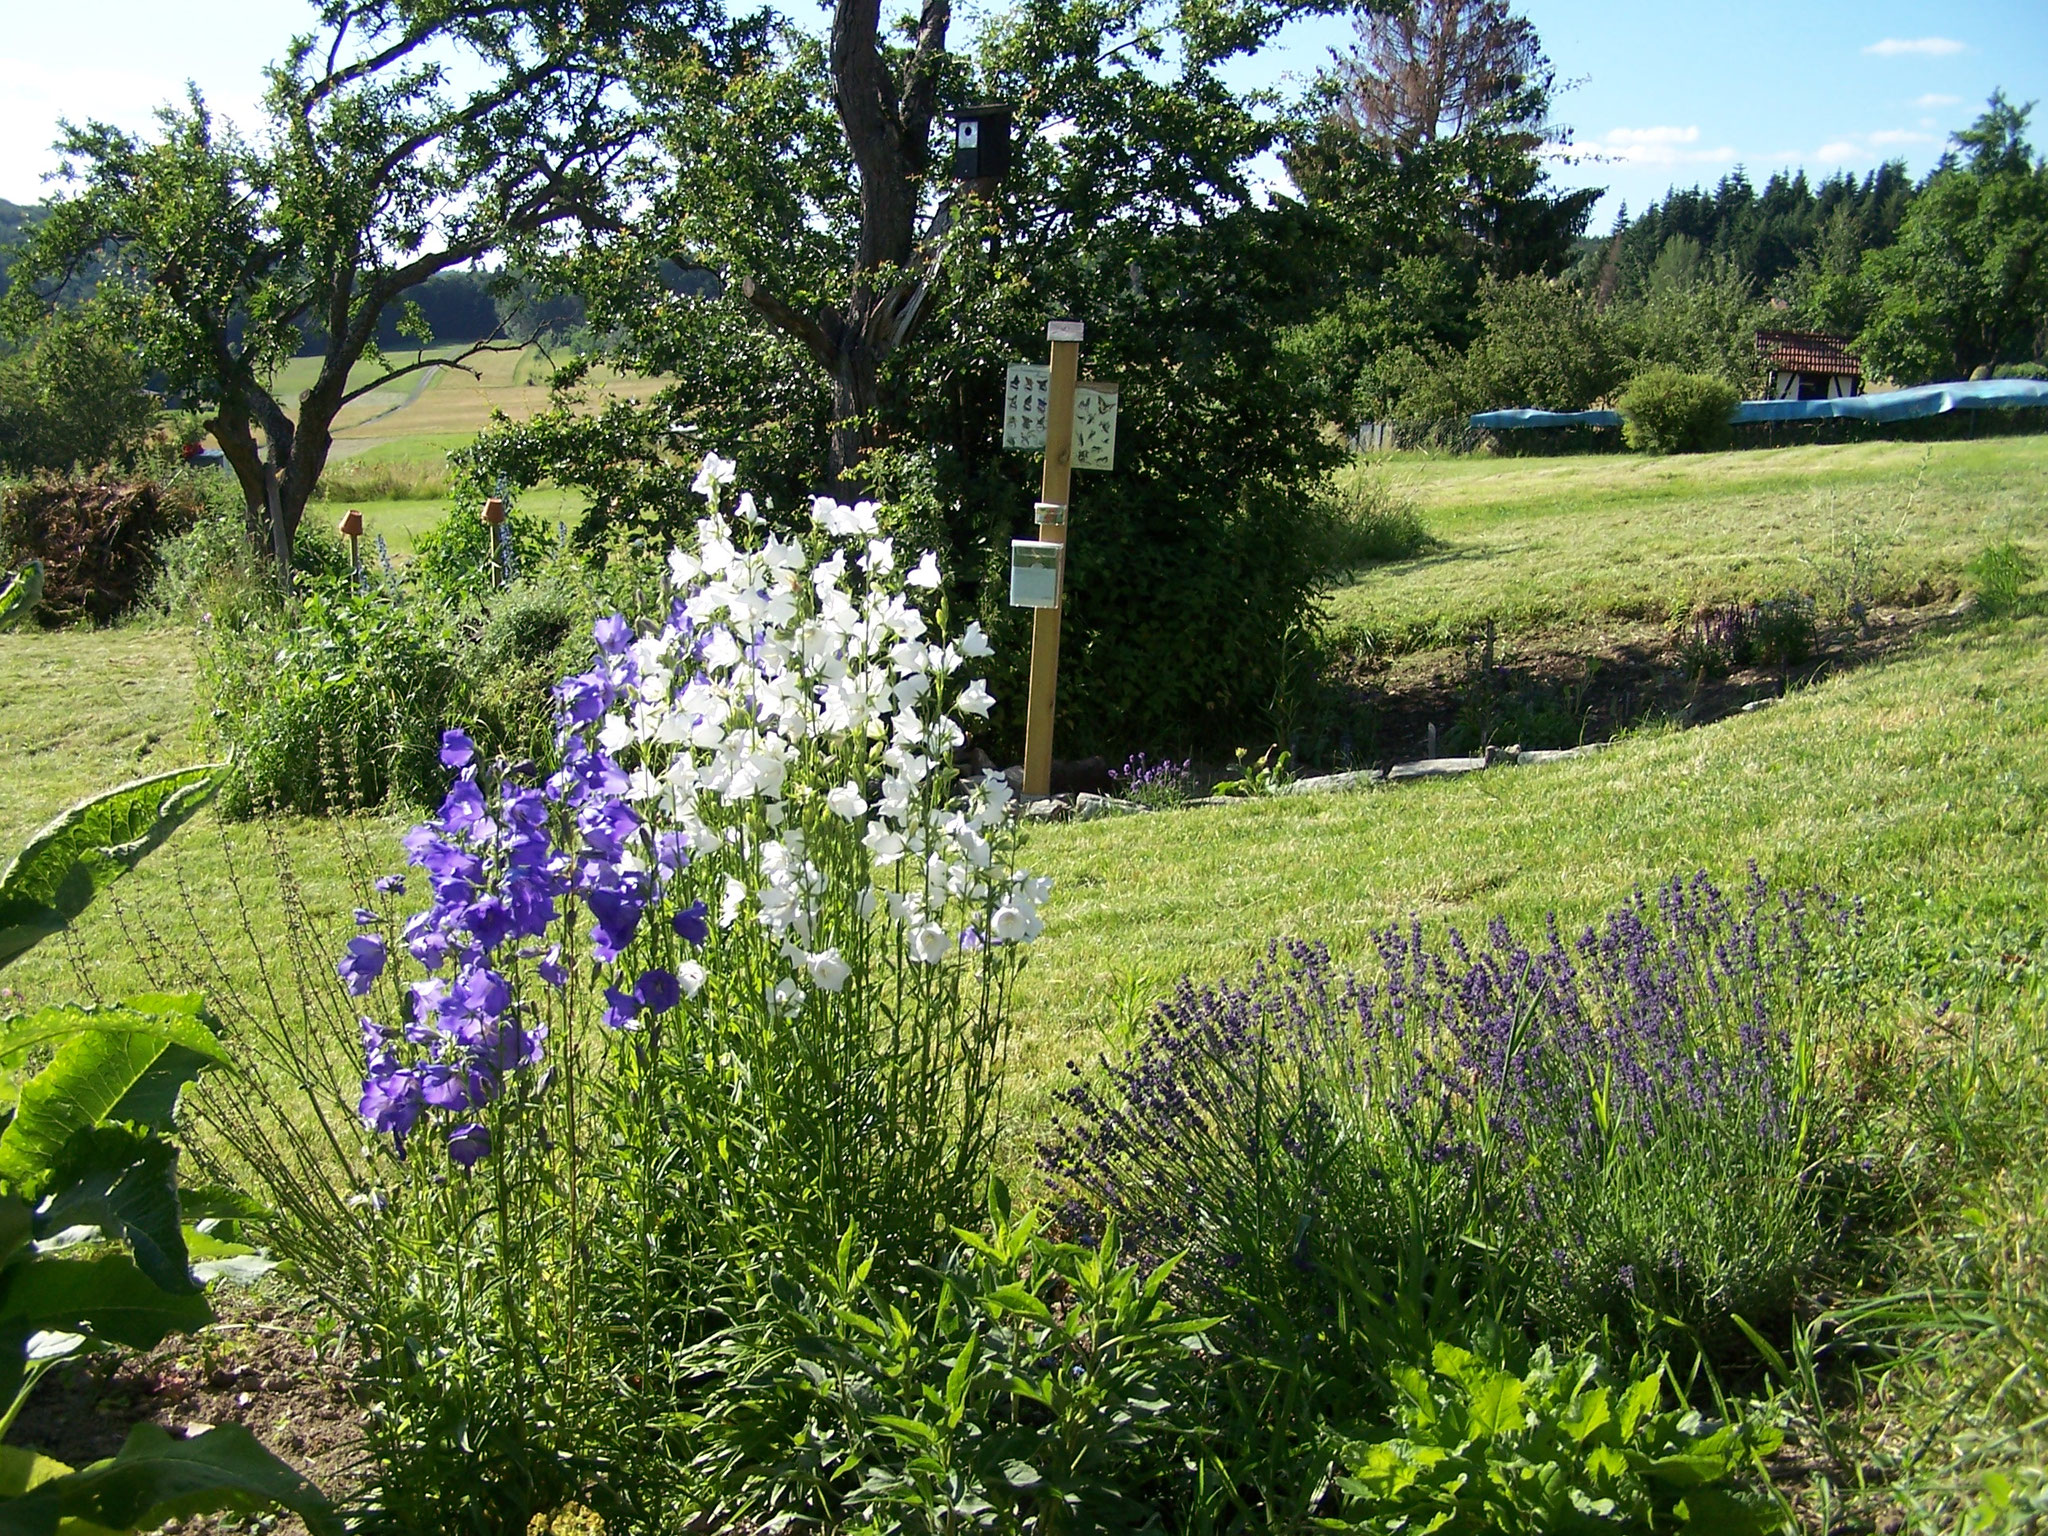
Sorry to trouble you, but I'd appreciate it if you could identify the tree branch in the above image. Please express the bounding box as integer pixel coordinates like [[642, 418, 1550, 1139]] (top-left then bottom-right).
[[336, 337, 524, 408], [740, 277, 841, 373]]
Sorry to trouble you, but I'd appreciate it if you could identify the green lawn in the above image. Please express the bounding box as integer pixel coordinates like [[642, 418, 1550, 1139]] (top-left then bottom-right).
[[1331, 436, 2048, 650], [6, 440, 2046, 1523]]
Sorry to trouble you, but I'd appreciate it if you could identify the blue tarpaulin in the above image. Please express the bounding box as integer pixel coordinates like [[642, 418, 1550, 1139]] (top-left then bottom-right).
[[1470, 408, 1622, 428], [1472, 378, 2048, 431]]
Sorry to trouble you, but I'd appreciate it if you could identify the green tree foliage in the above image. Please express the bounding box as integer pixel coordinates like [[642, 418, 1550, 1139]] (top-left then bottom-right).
[[1283, 0, 1602, 424], [1441, 274, 1625, 412], [1858, 94, 2048, 384], [0, 306, 158, 475], [467, 0, 1350, 754], [1619, 252, 1770, 390], [1, 0, 654, 586], [1585, 164, 1914, 305]]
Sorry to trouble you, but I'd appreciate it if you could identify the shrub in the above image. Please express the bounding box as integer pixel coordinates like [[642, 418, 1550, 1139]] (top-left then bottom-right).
[[1992, 362, 2048, 380], [0, 308, 160, 476], [688, 1202, 1210, 1532], [0, 472, 203, 623], [202, 578, 472, 817], [1618, 369, 1740, 454], [1967, 540, 2040, 615], [1043, 872, 1850, 1382], [410, 498, 556, 601]]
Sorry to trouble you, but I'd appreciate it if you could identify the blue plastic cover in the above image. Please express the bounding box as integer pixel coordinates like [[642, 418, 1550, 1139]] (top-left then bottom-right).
[[1472, 379, 2048, 430], [1469, 408, 1623, 428], [1729, 379, 2048, 422]]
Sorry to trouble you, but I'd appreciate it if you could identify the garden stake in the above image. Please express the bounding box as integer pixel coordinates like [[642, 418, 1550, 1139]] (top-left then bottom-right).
[[1023, 319, 1082, 797], [338, 507, 365, 584], [482, 495, 508, 589]]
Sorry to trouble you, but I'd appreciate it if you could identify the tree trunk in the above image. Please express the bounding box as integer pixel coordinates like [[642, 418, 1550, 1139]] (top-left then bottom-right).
[[743, 0, 949, 487]]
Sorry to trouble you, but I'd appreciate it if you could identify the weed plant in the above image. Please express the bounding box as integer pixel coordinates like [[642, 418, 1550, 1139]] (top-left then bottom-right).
[[312, 457, 451, 504], [1314, 473, 1434, 575], [1967, 539, 2040, 616]]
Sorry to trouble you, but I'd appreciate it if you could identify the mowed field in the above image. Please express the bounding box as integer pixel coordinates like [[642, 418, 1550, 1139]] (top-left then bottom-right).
[[252, 344, 644, 553], [1329, 436, 2046, 650]]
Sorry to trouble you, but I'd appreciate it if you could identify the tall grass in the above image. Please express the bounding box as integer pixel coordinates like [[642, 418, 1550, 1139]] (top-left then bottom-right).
[[312, 458, 450, 503]]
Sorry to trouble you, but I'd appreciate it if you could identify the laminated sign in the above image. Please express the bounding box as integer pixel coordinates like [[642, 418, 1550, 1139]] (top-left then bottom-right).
[[1071, 382, 1118, 471], [1002, 365, 1120, 470], [1009, 540, 1063, 608], [1003, 364, 1051, 450]]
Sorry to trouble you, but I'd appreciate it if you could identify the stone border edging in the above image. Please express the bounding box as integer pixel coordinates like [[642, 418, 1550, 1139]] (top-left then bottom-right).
[[1015, 741, 1616, 821]]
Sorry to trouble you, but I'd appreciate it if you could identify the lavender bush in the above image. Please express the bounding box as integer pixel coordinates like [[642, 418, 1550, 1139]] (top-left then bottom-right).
[[1043, 872, 1853, 1373], [1110, 752, 1197, 809]]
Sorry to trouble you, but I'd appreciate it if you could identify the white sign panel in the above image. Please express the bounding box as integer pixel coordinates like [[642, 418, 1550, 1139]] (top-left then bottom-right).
[[1072, 382, 1118, 471]]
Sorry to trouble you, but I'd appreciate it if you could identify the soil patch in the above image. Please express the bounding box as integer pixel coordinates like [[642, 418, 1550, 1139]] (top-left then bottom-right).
[[8, 1284, 363, 1534], [1317, 596, 1968, 770]]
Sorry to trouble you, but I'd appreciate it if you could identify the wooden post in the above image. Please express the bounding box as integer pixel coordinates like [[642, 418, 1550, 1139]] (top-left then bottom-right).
[[1022, 320, 1082, 797]]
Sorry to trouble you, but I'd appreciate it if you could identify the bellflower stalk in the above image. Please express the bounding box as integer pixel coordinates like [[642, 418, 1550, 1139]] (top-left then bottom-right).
[[345, 455, 1051, 1198]]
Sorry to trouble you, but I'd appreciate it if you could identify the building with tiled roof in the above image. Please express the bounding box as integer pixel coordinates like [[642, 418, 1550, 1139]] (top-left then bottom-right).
[[1756, 330, 1863, 401]]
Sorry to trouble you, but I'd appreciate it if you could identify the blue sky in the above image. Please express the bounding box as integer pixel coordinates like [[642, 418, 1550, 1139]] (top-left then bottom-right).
[[3, 0, 2045, 223]]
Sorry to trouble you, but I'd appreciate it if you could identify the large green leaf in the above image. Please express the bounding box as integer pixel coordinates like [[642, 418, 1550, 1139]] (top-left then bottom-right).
[[0, 767, 222, 970], [0, 564, 41, 634], [0, 1254, 210, 1350], [0, 1000, 226, 1081], [36, 1128, 194, 1295], [0, 1423, 335, 1536], [0, 1004, 225, 1190]]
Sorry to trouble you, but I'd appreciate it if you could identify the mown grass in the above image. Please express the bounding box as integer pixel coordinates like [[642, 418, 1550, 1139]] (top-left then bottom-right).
[[0, 626, 203, 853], [320, 486, 585, 558], [1006, 605, 2047, 1109], [1331, 437, 2048, 651], [5, 442, 2046, 1527]]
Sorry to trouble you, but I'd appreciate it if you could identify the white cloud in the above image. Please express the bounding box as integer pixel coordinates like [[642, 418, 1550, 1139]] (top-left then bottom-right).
[[1582, 124, 1740, 168], [1864, 37, 1967, 57], [1913, 93, 1963, 107]]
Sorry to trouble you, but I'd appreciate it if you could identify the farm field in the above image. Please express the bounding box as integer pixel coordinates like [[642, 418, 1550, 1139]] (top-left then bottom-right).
[[1330, 436, 2046, 652], [264, 342, 643, 459]]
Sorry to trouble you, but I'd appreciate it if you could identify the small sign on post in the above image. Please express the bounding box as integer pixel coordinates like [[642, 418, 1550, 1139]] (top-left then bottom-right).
[[1009, 540, 1063, 607]]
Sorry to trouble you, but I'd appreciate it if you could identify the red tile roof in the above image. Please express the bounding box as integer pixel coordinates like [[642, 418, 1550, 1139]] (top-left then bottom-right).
[[1756, 329, 1862, 377]]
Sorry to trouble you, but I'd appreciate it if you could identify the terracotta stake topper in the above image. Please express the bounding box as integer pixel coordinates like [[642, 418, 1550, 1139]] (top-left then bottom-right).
[[481, 496, 507, 526], [337, 508, 365, 538]]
